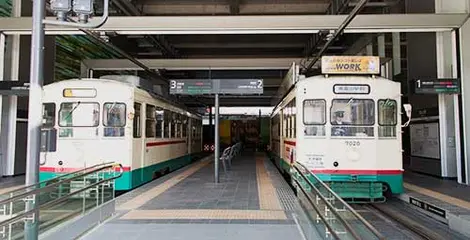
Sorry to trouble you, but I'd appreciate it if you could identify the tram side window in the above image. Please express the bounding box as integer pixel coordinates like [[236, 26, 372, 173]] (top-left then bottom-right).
[[330, 99, 375, 137], [182, 116, 188, 138], [42, 103, 56, 128], [292, 99, 296, 138], [103, 102, 126, 137], [145, 104, 156, 138], [378, 99, 397, 138], [283, 110, 289, 138], [164, 110, 170, 138], [176, 114, 182, 138], [170, 111, 176, 138], [303, 99, 326, 136], [155, 107, 164, 138], [133, 103, 141, 138]]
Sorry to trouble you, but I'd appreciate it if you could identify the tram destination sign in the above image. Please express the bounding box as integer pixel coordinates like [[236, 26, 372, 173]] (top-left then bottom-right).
[[169, 79, 263, 95], [414, 78, 460, 94]]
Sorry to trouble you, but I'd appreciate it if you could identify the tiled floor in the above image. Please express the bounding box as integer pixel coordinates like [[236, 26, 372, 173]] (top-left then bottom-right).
[[81, 152, 303, 240], [0, 175, 25, 194]]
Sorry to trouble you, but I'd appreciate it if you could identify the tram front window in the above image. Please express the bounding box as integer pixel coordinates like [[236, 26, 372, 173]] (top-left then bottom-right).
[[330, 99, 374, 137], [59, 102, 100, 127], [103, 102, 126, 137], [58, 102, 100, 137], [303, 99, 326, 136]]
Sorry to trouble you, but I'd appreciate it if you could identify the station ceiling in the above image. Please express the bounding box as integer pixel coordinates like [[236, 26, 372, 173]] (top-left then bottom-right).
[[85, 0, 406, 108]]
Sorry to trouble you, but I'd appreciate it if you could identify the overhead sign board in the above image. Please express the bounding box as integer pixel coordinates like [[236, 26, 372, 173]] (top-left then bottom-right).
[[169, 79, 263, 95], [169, 79, 213, 95], [321, 56, 380, 75], [414, 78, 460, 94], [218, 79, 263, 94], [0, 81, 29, 96]]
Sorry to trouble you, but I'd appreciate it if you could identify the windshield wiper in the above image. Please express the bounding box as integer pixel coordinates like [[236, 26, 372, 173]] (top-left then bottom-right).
[[64, 101, 81, 121]]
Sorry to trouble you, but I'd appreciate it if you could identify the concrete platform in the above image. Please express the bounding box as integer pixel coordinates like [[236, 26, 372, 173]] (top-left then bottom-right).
[[80, 152, 305, 240], [0, 175, 25, 195], [397, 171, 470, 238]]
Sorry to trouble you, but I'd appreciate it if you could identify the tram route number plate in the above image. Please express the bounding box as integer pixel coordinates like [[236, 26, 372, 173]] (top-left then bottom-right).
[[409, 197, 446, 218]]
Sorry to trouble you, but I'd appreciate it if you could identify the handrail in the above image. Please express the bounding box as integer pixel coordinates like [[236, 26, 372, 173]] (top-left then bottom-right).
[[294, 162, 385, 239], [0, 162, 115, 196], [293, 176, 341, 239], [0, 163, 124, 228], [0, 162, 121, 206], [294, 164, 362, 240]]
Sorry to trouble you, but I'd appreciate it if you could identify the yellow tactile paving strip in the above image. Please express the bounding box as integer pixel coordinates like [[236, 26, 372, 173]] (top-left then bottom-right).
[[121, 209, 287, 220], [256, 154, 283, 210], [404, 182, 470, 211], [118, 159, 211, 210]]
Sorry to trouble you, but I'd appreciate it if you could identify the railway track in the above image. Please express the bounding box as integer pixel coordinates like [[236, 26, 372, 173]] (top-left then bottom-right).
[[366, 203, 442, 240], [354, 199, 468, 240]]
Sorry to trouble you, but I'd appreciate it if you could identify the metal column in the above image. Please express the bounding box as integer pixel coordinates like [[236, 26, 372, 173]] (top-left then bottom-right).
[[25, 0, 45, 237], [214, 94, 219, 183], [0, 33, 5, 178]]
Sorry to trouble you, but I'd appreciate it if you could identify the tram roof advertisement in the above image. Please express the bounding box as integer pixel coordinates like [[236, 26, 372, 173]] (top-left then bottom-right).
[[321, 56, 380, 75]]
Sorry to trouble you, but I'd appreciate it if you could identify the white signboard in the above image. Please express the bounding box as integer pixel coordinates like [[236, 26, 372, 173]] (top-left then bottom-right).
[[410, 122, 440, 159]]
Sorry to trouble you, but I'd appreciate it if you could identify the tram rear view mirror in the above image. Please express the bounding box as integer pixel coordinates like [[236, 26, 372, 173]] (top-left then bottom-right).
[[403, 104, 412, 119]]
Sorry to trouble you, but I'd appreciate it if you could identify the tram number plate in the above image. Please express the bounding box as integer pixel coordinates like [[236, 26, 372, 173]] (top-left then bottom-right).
[[409, 197, 446, 218], [345, 140, 360, 147]]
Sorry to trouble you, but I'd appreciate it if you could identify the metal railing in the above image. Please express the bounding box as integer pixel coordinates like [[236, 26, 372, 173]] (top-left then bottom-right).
[[0, 163, 123, 240], [292, 162, 384, 240]]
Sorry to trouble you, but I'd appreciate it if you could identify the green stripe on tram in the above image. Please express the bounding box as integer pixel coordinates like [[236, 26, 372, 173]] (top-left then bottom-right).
[[39, 154, 194, 191]]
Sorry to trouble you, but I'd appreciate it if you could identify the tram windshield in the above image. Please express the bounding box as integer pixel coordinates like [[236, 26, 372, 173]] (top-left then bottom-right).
[[330, 99, 374, 125], [330, 99, 375, 137], [59, 102, 100, 127]]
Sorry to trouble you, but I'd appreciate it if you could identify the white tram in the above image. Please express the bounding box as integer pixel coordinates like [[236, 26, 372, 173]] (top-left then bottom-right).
[[40, 75, 203, 191], [269, 56, 411, 201]]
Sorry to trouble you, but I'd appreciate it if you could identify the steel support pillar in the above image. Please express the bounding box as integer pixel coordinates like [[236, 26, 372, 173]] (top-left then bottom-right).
[[392, 32, 402, 76], [456, 11, 470, 185], [0, 33, 5, 178], [214, 94, 219, 183], [435, 0, 466, 184], [24, 0, 45, 236]]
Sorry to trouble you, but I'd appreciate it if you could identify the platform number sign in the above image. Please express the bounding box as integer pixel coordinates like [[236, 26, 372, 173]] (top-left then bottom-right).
[[169, 79, 263, 95], [414, 78, 460, 94]]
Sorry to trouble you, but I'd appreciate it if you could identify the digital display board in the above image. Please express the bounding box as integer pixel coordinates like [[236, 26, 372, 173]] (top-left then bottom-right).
[[414, 78, 460, 94], [169, 79, 263, 95], [321, 56, 380, 75]]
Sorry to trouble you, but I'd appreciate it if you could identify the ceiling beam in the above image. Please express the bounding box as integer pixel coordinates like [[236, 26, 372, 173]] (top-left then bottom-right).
[[82, 58, 303, 71], [111, 0, 179, 58], [1, 14, 465, 35]]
